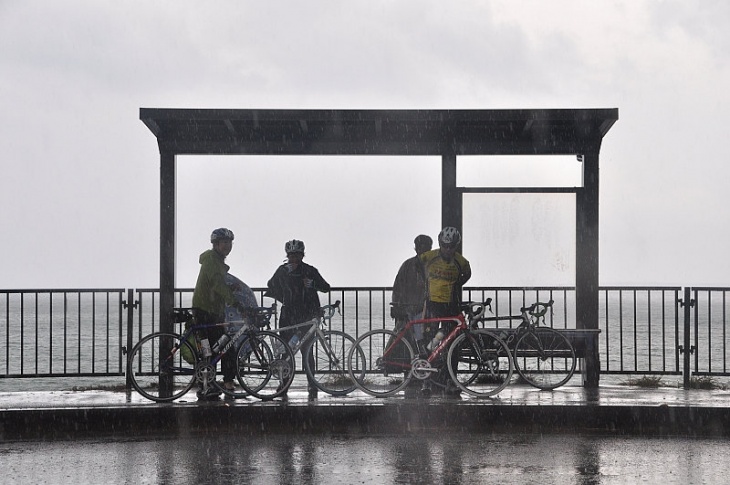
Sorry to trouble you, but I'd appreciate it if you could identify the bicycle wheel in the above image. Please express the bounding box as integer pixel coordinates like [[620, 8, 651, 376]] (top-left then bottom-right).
[[127, 332, 197, 402], [236, 331, 295, 400], [304, 330, 365, 396], [212, 338, 253, 400], [447, 330, 513, 398], [513, 327, 577, 390], [348, 329, 414, 397]]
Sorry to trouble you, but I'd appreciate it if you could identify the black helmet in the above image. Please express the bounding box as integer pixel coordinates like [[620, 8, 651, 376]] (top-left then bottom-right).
[[285, 239, 305, 254], [210, 228, 234, 243], [284, 239, 304, 254]]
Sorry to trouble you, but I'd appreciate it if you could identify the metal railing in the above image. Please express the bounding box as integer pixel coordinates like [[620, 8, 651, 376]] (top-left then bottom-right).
[[690, 287, 730, 377], [0, 286, 725, 387], [0, 289, 125, 377]]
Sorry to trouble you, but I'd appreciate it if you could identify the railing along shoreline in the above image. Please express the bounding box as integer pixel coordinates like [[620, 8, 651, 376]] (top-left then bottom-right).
[[2, 286, 729, 384]]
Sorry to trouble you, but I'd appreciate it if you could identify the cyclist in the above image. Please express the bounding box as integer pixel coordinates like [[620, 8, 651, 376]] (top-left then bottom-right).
[[391, 235, 432, 397], [419, 226, 472, 396], [265, 239, 331, 399], [192, 227, 248, 400], [391, 234, 432, 330]]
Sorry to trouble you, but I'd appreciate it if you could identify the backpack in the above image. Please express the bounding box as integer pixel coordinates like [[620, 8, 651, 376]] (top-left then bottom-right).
[[180, 321, 198, 364]]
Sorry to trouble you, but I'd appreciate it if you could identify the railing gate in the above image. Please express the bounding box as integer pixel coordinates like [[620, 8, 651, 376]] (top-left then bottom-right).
[[678, 287, 695, 389]]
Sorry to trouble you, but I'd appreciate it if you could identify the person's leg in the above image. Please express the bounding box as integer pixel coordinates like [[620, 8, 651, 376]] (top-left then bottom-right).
[[275, 309, 295, 395], [425, 302, 461, 392]]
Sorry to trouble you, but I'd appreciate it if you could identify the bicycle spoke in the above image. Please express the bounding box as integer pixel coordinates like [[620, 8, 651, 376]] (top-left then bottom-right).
[[127, 332, 197, 402], [514, 327, 576, 390], [237, 331, 295, 400], [448, 330, 513, 398], [305, 330, 362, 396], [348, 329, 414, 397]]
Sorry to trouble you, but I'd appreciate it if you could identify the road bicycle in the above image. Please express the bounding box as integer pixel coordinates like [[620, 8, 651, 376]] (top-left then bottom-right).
[[271, 300, 366, 396], [477, 300, 577, 390], [127, 304, 295, 402], [347, 299, 513, 398]]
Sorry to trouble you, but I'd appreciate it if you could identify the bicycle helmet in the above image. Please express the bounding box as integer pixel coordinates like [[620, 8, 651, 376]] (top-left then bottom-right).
[[438, 227, 461, 245], [210, 228, 235, 243], [285, 239, 305, 254]]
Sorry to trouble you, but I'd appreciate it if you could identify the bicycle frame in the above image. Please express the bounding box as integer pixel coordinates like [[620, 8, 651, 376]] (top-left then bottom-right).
[[177, 321, 251, 369], [269, 301, 341, 355], [478, 301, 552, 346], [184, 304, 276, 356], [384, 314, 468, 371]]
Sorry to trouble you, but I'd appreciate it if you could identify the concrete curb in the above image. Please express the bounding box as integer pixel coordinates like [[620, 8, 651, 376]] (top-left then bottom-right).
[[3, 401, 730, 440]]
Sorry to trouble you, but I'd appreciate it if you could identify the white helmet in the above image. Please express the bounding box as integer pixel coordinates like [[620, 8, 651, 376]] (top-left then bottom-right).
[[285, 239, 305, 254], [438, 227, 461, 245]]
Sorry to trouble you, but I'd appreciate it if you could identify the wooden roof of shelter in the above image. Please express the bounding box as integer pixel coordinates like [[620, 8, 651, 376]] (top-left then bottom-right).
[[140, 108, 617, 156]]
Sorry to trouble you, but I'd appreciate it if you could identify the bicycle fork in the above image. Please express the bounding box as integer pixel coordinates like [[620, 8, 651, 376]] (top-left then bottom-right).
[[471, 333, 503, 377]]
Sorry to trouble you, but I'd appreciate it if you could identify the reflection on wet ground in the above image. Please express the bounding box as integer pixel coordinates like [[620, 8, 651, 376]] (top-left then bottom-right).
[[3, 378, 730, 483], [3, 431, 730, 484]]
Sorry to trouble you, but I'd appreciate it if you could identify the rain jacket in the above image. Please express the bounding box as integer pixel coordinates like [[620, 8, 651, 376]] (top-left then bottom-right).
[[265, 262, 330, 326], [391, 255, 428, 317], [192, 249, 238, 318]]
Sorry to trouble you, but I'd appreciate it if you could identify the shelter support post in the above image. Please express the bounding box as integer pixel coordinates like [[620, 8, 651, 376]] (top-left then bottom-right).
[[441, 153, 462, 244], [141, 107, 619, 391], [159, 150, 176, 397], [576, 148, 600, 388]]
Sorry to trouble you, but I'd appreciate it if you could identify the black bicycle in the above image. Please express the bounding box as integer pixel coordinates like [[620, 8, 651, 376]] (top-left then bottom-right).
[[127, 304, 295, 402], [477, 300, 577, 390]]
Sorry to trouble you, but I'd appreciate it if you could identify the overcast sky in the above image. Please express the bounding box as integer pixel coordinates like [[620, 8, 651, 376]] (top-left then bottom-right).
[[2, 0, 729, 289]]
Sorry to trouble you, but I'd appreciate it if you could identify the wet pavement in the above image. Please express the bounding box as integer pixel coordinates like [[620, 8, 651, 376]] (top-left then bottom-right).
[[3, 380, 730, 484], [2, 378, 730, 440], [5, 428, 730, 484]]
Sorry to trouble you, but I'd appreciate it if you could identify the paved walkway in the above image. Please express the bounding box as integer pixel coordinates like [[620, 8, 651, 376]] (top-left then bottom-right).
[[2, 382, 729, 440], [2, 381, 729, 409]]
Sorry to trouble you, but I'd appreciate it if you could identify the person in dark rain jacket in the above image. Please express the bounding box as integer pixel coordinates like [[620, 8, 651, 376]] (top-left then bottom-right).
[[265, 239, 330, 398]]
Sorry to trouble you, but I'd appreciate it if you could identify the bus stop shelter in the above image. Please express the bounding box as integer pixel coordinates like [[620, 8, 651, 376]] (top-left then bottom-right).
[[140, 107, 618, 387]]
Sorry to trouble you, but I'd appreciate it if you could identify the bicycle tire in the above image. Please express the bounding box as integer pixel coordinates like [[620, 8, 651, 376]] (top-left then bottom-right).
[[513, 327, 577, 390], [304, 330, 364, 396], [447, 330, 513, 398], [236, 330, 295, 400], [347, 329, 414, 397], [127, 332, 197, 402]]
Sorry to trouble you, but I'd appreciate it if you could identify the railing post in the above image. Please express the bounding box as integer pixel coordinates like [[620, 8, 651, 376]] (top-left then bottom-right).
[[123, 289, 138, 390], [679, 287, 695, 390]]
